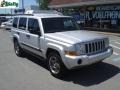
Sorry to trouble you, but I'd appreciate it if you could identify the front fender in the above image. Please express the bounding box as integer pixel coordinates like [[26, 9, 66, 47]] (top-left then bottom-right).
[[46, 43, 64, 57], [46, 43, 70, 69]]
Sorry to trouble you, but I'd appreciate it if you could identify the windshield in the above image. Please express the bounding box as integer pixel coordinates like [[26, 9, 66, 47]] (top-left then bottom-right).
[[42, 17, 80, 33]]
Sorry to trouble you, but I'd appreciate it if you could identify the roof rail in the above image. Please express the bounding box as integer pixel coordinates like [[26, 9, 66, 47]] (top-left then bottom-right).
[[14, 14, 33, 16], [25, 10, 63, 15]]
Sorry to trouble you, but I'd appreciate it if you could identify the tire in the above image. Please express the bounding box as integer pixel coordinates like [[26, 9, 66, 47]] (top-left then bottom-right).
[[47, 52, 68, 78], [14, 40, 24, 57], [96, 60, 103, 65]]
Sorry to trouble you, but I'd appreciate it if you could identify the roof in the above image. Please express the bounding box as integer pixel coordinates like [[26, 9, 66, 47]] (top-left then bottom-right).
[[33, 14, 71, 18], [25, 10, 62, 14], [49, 0, 120, 8], [14, 10, 71, 18], [14, 14, 71, 19]]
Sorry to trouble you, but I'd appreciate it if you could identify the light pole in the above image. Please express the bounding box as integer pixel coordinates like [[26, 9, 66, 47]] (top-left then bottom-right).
[[5, 8, 6, 15], [11, 8, 12, 18], [22, 0, 24, 14]]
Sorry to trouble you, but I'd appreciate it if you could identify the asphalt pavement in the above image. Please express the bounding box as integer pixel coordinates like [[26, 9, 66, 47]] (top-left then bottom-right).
[[0, 29, 120, 90]]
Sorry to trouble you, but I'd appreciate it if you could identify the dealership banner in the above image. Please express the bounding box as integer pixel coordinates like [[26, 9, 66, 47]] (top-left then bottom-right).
[[0, 0, 19, 8], [85, 5, 120, 20]]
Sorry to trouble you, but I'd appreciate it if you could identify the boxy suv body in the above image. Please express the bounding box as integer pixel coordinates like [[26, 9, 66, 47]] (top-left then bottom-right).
[[11, 10, 113, 77]]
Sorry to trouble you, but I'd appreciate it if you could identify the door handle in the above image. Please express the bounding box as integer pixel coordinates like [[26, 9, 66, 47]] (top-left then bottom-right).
[[26, 34, 30, 38]]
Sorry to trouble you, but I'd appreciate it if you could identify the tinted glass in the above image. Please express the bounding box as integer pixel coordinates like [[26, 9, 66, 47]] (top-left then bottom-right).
[[28, 18, 40, 35], [42, 17, 80, 33], [18, 17, 27, 30], [13, 18, 18, 28]]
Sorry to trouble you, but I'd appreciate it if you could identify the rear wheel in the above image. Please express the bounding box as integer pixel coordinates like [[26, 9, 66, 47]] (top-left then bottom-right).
[[47, 52, 67, 78], [14, 40, 24, 57]]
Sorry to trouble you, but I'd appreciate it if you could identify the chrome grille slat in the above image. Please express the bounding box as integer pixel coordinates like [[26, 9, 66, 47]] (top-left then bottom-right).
[[89, 43, 92, 53], [92, 43, 95, 52], [98, 42, 100, 51], [95, 42, 97, 51], [99, 41, 101, 50], [85, 40, 106, 54], [100, 41, 102, 50], [102, 41, 104, 49]]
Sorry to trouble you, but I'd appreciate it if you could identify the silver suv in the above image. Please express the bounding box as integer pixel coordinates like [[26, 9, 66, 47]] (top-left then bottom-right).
[[11, 10, 113, 78]]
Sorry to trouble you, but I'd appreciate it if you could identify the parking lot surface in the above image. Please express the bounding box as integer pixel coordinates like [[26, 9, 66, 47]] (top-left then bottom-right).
[[0, 29, 120, 90]]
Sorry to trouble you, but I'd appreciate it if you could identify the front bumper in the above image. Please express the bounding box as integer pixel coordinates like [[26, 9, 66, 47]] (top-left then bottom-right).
[[63, 47, 113, 69]]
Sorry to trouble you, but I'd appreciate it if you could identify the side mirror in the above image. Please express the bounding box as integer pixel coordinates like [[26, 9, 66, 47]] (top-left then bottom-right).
[[29, 29, 41, 36]]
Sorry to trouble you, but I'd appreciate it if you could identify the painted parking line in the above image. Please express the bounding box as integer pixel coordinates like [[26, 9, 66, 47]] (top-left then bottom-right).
[[112, 56, 120, 62], [113, 52, 119, 56], [110, 44, 120, 49], [110, 44, 120, 55], [115, 42, 120, 45], [110, 40, 120, 42]]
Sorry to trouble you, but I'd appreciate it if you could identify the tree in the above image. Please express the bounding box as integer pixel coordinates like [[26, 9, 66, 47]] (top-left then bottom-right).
[[36, 0, 49, 10]]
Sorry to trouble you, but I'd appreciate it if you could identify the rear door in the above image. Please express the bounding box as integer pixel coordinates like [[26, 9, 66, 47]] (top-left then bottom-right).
[[18, 17, 28, 49]]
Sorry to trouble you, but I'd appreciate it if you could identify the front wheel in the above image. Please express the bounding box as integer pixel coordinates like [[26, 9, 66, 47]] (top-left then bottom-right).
[[47, 52, 68, 78]]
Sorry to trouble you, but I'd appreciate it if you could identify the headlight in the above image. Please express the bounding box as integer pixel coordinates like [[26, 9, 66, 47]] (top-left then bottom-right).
[[64, 43, 85, 56], [65, 51, 77, 56], [105, 38, 109, 48], [75, 43, 85, 55]]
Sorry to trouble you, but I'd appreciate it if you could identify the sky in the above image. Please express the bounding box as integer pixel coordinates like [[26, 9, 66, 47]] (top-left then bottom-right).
[[0, 0, 37, 14], [19, 0, 36, 8]]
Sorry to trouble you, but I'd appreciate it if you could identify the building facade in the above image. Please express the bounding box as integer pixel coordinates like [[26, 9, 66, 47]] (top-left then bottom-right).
[[49, 0, 120, 32]]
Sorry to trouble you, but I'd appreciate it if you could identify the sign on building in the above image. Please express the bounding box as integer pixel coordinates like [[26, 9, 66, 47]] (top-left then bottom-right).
[[0, 0, 19, 8], [85, 5, 120, 20]]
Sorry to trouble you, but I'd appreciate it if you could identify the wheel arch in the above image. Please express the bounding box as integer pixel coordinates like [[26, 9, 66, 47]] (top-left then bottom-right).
[[45, 43, 64, 59], [46, 48, 61, 59], [12, 34, 19, 43]]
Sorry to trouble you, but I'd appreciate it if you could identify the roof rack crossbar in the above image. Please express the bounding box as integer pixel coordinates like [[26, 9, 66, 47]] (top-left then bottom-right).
[[25, 10, 63, 15]]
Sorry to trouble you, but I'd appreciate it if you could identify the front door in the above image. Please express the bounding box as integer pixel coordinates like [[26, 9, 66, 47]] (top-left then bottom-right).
[[26, 18, 42, 55]]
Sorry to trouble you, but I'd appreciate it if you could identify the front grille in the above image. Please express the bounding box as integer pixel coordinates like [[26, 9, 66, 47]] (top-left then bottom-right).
[[85, 40, 105, 54]]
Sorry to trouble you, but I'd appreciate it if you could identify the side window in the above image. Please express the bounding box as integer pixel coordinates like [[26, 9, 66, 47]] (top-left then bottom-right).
[[18, 17, 27, 30], [13, 18, 18, 28], [28, 18, 40, 35]]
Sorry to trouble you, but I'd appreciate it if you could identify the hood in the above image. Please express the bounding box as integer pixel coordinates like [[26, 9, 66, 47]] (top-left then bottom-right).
[[45, 30, 107, 44]]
